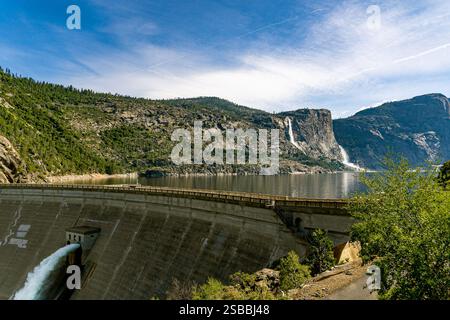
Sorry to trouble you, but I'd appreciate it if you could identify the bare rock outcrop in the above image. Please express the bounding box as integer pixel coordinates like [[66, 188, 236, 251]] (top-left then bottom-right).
[[278, 109, 343, 161], [0, 135, 27, 183]]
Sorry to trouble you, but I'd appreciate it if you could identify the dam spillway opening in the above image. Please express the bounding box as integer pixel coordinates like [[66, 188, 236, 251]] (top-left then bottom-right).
[[0, 185, 352, 300], [11, 243, 80, 300], [10, 225, 101, 300]]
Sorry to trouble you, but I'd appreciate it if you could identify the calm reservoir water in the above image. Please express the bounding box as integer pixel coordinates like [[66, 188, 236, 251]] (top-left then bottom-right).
[[66, 172, 365, 199]]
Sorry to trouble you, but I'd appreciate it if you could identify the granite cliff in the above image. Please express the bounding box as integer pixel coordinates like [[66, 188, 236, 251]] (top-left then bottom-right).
[[0, 135, 27, 183], [334, 94, 450, 169], [278, 109, 342, 161]]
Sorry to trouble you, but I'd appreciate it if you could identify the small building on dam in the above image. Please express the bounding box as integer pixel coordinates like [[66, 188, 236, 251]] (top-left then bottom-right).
[[66, 226, 101, 251]]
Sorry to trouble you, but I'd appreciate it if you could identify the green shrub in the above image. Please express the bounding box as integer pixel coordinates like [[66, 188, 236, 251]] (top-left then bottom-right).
[[349, 158, 450, 300], [192, 278, 227, 300], [305, 229, 335, 275], [229, 271, 276, 300], [437, 160, 450, 189], [192, 273, 277, 300], [279, 251, 310, 291], [229, 271, 257, 290]]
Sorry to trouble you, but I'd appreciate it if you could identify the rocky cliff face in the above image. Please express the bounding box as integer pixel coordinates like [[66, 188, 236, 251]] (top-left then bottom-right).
[[0, 135, 27, 183], [334, 94, 450, 169], [81, 102, 345, 174], [277, 109, 343, 161]]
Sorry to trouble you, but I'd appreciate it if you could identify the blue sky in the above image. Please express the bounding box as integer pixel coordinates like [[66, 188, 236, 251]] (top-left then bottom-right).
[[1, 0, 450, 117]]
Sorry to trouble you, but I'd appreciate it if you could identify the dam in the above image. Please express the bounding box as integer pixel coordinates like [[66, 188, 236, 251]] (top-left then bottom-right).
[[0, 184, 353, 300]]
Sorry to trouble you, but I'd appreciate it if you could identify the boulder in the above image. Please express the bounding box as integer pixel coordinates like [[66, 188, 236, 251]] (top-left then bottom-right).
[[333, 241, 361, 264], [0, 135, 27, 183]]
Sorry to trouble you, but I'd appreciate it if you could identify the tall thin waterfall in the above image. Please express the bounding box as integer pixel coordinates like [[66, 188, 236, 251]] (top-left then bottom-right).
[[339, 145, 363, 171], [286, 117, 303, 151]]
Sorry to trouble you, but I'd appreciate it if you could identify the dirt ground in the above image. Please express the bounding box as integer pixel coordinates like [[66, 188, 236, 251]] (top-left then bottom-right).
[[289, 261, 377, 300]]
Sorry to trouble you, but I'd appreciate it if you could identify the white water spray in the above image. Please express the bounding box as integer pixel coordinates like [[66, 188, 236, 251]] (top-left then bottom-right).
[[339, 145, 363, 171], [286, 117, 303, 151], [11, 243, 80, 300]]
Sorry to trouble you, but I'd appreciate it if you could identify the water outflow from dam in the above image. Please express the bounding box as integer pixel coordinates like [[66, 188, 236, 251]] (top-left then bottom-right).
[[11, 243, 80, 300], [286, 117, 303, 151], [339, 145, 363, 171]]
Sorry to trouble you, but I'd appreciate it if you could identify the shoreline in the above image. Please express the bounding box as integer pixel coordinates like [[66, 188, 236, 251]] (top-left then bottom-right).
[[46, 172, 139, 183], [44, 170, 361, 183]]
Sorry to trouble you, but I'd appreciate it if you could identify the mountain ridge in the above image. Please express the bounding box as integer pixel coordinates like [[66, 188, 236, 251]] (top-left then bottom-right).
[[0, 68, 344, 181], [1, 67, 448, 180], [334, 93, 450, 169]]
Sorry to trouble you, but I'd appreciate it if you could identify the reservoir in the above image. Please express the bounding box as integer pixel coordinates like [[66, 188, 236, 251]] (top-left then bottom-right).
[[63, 172, 364, 199]]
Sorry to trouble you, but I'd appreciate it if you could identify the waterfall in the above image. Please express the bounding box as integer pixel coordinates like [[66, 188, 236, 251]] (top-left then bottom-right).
[[11, 243, 80, 300], [339, 145, 363, 171], [286, 117, 303, 151]]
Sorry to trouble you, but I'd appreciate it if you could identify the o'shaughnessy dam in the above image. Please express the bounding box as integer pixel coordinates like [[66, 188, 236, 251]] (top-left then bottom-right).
[[0, 184, 353, 300]]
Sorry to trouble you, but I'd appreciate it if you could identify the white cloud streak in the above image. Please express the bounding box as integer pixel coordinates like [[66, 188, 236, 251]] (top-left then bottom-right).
[[63, 0, 450, 115]]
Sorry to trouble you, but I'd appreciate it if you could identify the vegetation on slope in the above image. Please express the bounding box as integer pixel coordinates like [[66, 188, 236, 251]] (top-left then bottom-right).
[[0, 68, 111, 176], [349, 158, 450, 300], [0, 68, 248, 177], [190, 251, 310, 300], [0, 68, 343, 178]]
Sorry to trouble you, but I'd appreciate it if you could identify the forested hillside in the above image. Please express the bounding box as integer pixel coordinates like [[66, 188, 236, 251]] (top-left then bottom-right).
[[0, 68, 343, 181]]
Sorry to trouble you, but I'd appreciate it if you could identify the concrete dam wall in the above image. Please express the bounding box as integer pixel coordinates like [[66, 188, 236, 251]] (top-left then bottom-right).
[[0, 185, 353, 300]]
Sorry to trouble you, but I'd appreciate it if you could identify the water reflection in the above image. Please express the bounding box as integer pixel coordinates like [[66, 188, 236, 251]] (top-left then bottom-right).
[[66, 172, 364, 199]]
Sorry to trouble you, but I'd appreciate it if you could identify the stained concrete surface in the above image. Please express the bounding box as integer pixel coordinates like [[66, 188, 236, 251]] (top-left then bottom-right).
[[1, 188, 309, 299]]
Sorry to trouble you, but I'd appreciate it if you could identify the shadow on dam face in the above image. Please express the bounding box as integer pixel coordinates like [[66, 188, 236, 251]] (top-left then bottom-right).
[[0, 186, 351, 300]]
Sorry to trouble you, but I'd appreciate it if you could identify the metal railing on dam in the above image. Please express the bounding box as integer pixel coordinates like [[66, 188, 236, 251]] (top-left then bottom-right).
[[0, 183, 349, 213]]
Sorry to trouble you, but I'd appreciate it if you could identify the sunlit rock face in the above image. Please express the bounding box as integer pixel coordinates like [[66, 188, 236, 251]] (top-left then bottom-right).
[[0, 135, 27, 183], [278, 109, 343, 161], [334, 94, 450, 169]]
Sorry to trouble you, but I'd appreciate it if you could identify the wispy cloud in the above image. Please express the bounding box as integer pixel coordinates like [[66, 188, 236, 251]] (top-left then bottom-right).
[[4, 0, 450, 116]]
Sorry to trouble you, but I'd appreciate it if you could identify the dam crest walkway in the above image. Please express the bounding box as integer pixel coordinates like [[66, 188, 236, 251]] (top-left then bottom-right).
[[0, 183, 348, 211]]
